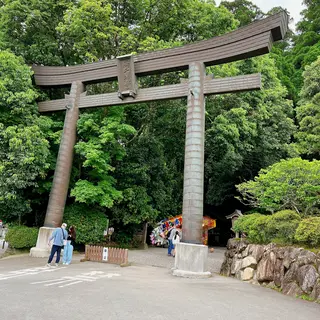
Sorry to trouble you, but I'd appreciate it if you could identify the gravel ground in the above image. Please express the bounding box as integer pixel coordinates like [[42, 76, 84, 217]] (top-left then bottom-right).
[[128, 246, 226, 273]]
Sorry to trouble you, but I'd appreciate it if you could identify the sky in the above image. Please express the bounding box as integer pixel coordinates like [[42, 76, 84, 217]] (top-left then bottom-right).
[[216, 0, 306, 26]]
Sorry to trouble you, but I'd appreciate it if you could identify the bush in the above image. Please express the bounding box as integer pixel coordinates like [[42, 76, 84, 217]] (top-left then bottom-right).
[[234, 213, 271, 243], [295, 217, 320, 247], [5, 226, 38, 249], [63, 204, 108, 245], [236, 158, 320, 215], [234, 210, 301, 245], [266, 210, 301, 244]]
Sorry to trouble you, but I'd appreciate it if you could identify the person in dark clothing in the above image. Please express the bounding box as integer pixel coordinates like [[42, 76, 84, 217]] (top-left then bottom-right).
[[62, 225, 76, 265]]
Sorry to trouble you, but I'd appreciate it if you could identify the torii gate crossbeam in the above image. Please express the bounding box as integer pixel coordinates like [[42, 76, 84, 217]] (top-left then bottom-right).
[[32, 12, 287, 87]]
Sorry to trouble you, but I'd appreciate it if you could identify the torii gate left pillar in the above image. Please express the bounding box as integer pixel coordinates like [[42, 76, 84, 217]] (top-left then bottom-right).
[[30, 82, 85, 257]]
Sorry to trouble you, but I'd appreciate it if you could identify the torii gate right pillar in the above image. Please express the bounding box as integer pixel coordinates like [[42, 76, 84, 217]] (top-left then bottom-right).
[[173, 62, 210, 278], [182, 61, 205, 245]]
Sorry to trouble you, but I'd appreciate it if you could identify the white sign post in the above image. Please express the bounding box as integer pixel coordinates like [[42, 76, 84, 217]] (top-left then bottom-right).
[[102, 247, 108, 262]]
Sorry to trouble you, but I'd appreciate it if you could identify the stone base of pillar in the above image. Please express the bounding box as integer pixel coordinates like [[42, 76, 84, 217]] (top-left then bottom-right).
[[30, 227, 55, 258], [172, 243, 211, 278]]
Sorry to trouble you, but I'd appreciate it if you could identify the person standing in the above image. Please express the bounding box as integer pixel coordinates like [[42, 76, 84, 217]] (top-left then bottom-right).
[[47, 223, 68, 267], [62, 225, 76, 265], [172, 231, 180, 257], [168, 226, 177, 256]]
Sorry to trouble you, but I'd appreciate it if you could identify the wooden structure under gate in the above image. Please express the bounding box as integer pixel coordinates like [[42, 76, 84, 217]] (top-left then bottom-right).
[[32, 12, 289, 245], [85, 245, 128, 265]]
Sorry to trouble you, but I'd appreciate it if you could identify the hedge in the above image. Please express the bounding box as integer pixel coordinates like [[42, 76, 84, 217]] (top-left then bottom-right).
[[5, 226, 38, 249], [233, 213, 270, 244], [63, 204, 108, 245], [295, 217, 320, 247], [266, 210, 301, 244], [234, 210, 303, 245]]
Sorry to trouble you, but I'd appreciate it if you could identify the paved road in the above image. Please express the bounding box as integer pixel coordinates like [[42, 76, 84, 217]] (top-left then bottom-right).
[[128, 246, 225, 273], [0, 255, 319, 320]]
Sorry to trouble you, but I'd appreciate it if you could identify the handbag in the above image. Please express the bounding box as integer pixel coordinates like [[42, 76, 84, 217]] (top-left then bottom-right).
[[61, 228, 67, 246]]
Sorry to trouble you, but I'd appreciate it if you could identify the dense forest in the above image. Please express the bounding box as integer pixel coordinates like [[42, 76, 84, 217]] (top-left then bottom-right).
[[0, 0, 319, 244]]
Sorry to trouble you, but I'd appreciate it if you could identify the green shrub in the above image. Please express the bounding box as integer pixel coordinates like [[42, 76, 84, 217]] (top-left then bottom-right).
[[234, 213, 271, 243], [5, 226, 38, 249], [266, 210, 301, 244], [295, 217, 320, 247], [236, 158, 320, 215], [114, 230, 133, 245], [63, 204, 108, 245], [234, 210, 320, 246]]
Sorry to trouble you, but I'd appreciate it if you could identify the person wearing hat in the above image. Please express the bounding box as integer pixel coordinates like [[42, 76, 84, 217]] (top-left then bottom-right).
[[46, 223, 68, 267]]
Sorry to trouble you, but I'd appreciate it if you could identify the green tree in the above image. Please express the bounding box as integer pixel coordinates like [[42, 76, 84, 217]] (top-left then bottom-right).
[[295, 57, 320, 158], [0, 0, 76, 65], [63, 204, 108, 244], [111, 122, 183, 225], [56, 0, 137, 63], [0, 51, 50, 222], [220, 0, 264, 27], [284, 0, 320, 98], [236, 158, 320, 215], [71, 106, 136, 208], [205, 56, 295, 205]]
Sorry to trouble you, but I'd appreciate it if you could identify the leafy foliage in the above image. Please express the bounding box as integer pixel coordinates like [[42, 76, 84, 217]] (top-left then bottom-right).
[[0, 0, 74, 65], [205, 56, 295, 205], [5, 226, 38, 249], [295, 217, 320, 247], [237, 158, 320, 215], [234, 210, 302, 245], [56, 0, 129, 63], [265, 210, 301, 244], [0, 51, 50, 222], [233, 213, 270, 243], [71, 107, 135, 208], [220, 0, 264, 27], [295, 57, 320, 157], [63, 204, 108, 244], [281, 0, 320, 100]]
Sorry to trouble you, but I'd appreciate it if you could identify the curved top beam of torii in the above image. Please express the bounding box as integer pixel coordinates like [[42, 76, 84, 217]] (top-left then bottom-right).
[[32, 12, 288, 87]]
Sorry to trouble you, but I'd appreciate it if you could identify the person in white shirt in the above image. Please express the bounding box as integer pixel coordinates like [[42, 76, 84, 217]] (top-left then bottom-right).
[[172, 231, 180, 257]]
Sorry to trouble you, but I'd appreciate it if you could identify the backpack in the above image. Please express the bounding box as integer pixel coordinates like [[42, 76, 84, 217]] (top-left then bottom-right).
[[172, 233, 180, 244], [166, 229, 172, 239]]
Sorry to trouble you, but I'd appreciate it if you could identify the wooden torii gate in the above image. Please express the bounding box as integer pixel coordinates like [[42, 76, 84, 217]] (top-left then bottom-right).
[[31, 13, 288, 265]]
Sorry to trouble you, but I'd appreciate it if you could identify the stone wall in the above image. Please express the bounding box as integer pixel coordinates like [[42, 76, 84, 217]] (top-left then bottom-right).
[[220, 239, 320, 302]]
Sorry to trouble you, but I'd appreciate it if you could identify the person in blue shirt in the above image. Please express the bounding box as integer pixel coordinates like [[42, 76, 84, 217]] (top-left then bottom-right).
[[46, 223, 68, 267]]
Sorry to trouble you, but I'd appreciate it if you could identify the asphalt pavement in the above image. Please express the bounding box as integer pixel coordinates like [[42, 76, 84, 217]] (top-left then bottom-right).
[[128, 246, 225, 273], [0, 254, 319, 320]]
